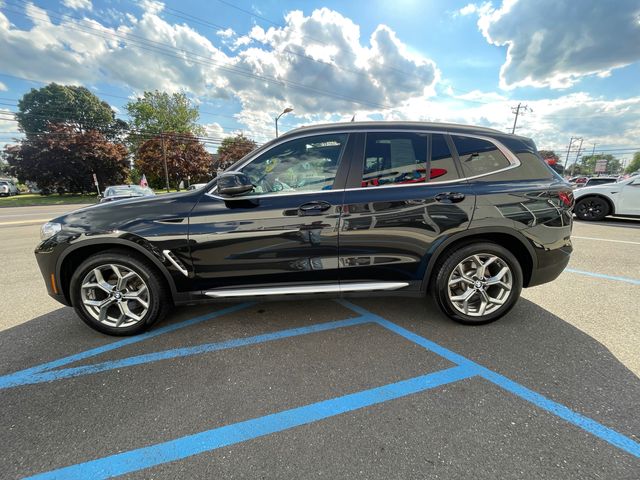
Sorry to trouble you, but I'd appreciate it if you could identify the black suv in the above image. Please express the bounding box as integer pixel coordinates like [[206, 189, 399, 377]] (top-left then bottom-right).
[[35, 122, 574, 335]]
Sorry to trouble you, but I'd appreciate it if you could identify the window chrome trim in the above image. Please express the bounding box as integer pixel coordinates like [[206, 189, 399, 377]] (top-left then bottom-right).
[[206, 129, 521, 199], [204, 281, 409, 298]]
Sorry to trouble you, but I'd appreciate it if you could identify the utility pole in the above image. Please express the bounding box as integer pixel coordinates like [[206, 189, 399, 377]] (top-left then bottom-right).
[[570, 138, 584, 177], [563, 136, 582, 175], [511, 103, 531, 134], [161, 133, 170, 193]]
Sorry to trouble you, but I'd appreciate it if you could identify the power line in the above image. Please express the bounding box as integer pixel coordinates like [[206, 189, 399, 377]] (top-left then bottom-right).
[[4, 1, 398, 112]]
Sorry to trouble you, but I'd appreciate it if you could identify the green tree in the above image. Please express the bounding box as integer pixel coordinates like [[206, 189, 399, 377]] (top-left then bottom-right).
[[125, 91, 204, 153], [579, 154, 621, 175], [16, 83, 126, 139], [625, 152, 640, 174], [135, 132, 211, 189], [216, 134, 258, 170], [4, 124, 129, 193]]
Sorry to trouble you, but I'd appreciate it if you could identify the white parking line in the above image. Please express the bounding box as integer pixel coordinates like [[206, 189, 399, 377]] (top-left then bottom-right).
[[572, 236, 640, 246]]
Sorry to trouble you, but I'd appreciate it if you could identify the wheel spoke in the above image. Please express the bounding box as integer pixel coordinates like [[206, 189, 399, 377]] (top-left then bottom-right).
[[117, 271, 136, 290], [123, 290, 149, 309], [98, 298, 115, 322], [118, 301, 142, 324], [486, 266, 509, 285], [93, 268, 113, 293], [478, 290, 491, 316]]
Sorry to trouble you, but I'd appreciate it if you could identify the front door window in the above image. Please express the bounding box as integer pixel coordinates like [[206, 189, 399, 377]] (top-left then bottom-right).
[[240, 134, 348, 196]]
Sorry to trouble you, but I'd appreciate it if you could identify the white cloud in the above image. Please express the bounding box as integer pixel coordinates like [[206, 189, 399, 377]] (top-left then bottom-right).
[[385, 91, 640, 156], [62, 0, 92, 11], [1, 1, 637, 154], [216, 28, 235, 38], [465, 0, 640, 89], [0, 81, 7, 91], [203, 122, 224, 138]]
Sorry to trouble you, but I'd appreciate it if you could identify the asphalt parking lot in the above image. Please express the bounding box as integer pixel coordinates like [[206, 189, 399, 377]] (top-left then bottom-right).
[[1, 205, 639, 479]]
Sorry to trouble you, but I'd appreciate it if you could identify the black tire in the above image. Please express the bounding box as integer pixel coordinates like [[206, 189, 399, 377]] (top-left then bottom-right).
[[431, 242, 523, 325], [70, 250, 169, 335], [574, 196, 610, 221]]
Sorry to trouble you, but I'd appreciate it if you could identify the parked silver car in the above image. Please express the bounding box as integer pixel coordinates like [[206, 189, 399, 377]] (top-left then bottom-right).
[[100, 185, 155, 203]]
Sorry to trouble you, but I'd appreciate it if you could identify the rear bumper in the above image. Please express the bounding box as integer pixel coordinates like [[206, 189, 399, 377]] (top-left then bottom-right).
[[527, 244, 572, 287]]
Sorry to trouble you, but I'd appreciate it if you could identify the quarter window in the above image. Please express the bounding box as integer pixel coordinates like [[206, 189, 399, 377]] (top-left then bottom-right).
[[453, 136, 511, 178], [240, 134, 347, 196], [362, 132, 427, 187]]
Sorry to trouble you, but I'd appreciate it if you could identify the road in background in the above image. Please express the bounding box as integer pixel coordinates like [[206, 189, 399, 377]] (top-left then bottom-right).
[[0, 204, 91, 226]]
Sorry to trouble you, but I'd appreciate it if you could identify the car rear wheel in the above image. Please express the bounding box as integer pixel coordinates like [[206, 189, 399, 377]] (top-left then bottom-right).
[[70, 250, 169, 335], [574, 197, 609, 221], [432, 242, 523, 325]]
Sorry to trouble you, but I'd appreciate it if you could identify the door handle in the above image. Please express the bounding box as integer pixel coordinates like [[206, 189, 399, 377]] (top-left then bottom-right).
[[298, 201, 332, 215], [434, 192, 466, 204]]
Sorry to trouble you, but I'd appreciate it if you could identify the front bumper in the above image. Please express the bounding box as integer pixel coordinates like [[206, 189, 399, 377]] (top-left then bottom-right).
[[35, 238, 72, 306]]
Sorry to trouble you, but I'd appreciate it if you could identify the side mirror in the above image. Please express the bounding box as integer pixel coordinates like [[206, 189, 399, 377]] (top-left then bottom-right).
[[217, 171, 254, 197]]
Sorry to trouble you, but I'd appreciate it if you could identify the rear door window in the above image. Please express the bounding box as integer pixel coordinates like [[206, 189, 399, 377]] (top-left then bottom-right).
[[430, 134, 460, 182], [453, 136, 511, 178], [361, 132, 428, 187]]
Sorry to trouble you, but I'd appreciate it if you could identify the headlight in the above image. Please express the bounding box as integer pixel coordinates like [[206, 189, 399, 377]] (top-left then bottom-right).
[[40, 222, 62, 241]]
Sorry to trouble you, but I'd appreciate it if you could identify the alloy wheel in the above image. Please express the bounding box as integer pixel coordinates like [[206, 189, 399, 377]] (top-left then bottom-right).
[[447, 253, 513, 317], [80, 264, 150, 328], [576, 199, 605, 219]]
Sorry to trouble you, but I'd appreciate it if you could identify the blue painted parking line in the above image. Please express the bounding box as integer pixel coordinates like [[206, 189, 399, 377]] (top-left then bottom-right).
[[0, 316, 373, 389], [0, 302, 254, 389], [565, 268, 640, 286], [26, 366, 476, 480], [353, 303, 640, 459], [14, 300, 640, 478]]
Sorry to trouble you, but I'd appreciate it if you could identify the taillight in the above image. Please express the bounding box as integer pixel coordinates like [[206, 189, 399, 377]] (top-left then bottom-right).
[[558, 190, 574, 207]]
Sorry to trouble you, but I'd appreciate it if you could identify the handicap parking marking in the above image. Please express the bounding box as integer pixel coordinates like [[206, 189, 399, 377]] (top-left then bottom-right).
[[12, 300, 640, 479], [0, 315, 374, 389], [0, 302, 254, 389]]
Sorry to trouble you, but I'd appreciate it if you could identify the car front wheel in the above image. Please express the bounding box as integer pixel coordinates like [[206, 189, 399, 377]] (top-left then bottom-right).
[[70, 250, 169, 335], [432, 242, 523, 325]]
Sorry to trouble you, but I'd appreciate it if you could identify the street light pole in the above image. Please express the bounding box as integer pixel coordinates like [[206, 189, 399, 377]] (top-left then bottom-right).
[[275, 107, 293, 137]]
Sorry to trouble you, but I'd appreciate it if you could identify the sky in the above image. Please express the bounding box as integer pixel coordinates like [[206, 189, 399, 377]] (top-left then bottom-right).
[[1, 0, 639, 167]]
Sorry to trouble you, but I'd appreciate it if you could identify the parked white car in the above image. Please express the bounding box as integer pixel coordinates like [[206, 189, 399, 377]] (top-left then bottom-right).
[[573, 175, 640, 221]]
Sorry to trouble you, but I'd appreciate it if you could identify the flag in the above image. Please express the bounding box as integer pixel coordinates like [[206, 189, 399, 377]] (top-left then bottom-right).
[[140, 174, 148, 188]]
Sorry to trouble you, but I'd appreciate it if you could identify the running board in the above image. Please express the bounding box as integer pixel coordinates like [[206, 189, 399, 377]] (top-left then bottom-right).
[[203, 282, 409, 298]]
